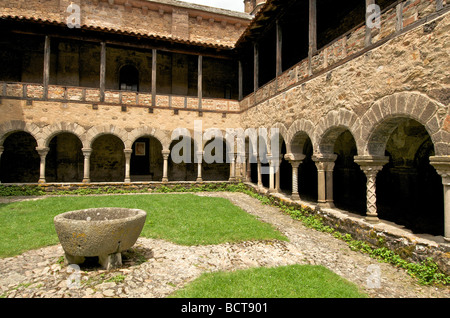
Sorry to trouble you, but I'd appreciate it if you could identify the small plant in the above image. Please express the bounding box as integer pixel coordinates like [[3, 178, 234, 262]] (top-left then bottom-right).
[[105, 274, 126, 283]]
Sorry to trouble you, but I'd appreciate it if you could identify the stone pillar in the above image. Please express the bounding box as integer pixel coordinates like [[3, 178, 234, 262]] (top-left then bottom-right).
[[36, 147, 49, 183], [430, 156, 450, 241], [229, 152, 236, 182], [286, 153, 305, 201], [0, 146, 3, 184], [275, 155, 283, 193], [196, 151, 203, 182], [162, 150, 170, 182], [355, 156, 389, 224], [257, 156, 263, 188], [246, 152, 252, 182], [239, 152, 246, 182], [82, 148, 92, 183], [268, 154, 276, 192], [313, 154, 337, 208], [124, 149, 132, 183]]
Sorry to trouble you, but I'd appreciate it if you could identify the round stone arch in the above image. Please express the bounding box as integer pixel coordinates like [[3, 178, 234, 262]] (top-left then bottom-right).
[[269, 122, 288, 155], [126, 127, 171, 151], [286, 118, 315, 156], [315, 108, 361, 156], [202, 129, 232, 161], [85, 125, 128, 149], [361, 92, 448, 157], [40, 122, 87, 149], [0, 120, 41, 147]]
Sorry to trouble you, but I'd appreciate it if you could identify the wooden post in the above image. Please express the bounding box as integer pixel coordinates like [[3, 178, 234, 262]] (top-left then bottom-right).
[[152, 49, 157, 107], [238, 60, 243, 101], [43, 36, 51, 99], [100, 42, 106, 102], [396, 2, 403, 32], [253, 43, 259, 92], [308, 0, 317, 75], [365, 0, 376, 47], [198, 55, 203, 109], [276, 20, 283, 77]]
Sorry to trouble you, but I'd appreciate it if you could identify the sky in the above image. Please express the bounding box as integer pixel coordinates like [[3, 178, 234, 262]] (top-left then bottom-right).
[[182, 0, 244, 12]]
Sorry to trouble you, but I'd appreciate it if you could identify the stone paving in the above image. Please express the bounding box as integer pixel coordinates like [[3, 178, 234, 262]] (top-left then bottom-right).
[[0, 192, 449, 298]]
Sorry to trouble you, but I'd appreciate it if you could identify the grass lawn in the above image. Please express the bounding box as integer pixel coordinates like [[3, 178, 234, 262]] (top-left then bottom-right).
[[170, 264, 368, 298], [0, 193, 287, 258]]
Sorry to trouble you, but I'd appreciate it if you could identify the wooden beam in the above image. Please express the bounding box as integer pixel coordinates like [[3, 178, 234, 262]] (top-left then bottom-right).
[[308, 0, 317, 55], [43, 35, 51, 99], [238, 60, 243, 100], [276, 20, 282, 76], [152, 49, 157, 107], [198, 55, 203, 109], [100, 42, 106, 102], [253, 43, 259, 92], [308, 0, 317, 75]]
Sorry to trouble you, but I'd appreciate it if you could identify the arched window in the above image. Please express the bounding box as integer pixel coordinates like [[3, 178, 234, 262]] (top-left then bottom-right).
[[119, 65, 139, 91]]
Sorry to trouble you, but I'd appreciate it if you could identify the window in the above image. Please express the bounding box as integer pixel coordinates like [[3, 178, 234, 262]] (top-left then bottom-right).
[[119, 65, 139, 91]]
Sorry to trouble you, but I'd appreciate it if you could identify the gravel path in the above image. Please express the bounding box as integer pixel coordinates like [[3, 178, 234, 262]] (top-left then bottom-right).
[[0, 192, 449, 298]]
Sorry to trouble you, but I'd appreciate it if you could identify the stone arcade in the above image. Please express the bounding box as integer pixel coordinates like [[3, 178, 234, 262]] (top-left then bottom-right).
[[0, 0, 449, 261]]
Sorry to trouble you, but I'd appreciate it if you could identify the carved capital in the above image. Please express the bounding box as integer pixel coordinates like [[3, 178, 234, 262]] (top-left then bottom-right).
[[162, 149, 171, 160], [36, 147, 50, 157], [82, 147, 92, 156], [354, 155, 389, 175], [430, 156, 450, 185], [313, 154, 337, 171]]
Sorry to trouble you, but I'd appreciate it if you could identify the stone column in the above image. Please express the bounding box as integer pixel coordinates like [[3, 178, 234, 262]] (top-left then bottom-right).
[[430, 156, 450, 241], [36, 147, 49, 183], [162, 150, 170, 182], [228, 152, 236, 182], [257, 156, 263, 188], [246, 152, 252, 182], [313, 154, 337, 208], [355, 156, 389, 224], [196, 151, 203, 182], [239, 152, 246, 182], [82, 148, 92, 183], [0, 146, 3, 184], [286, 153, 305, 201], [275, 155, 283, 193], [268, 154, 276, 192], [124, 148, 133, 183]]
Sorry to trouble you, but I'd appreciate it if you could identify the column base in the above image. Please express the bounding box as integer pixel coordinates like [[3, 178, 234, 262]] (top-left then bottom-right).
[[82, 178, 91, 183], [196, 178, 203, 182], [124, 178, 131, 183], [291, 193, 300, 201], [268, 188, 278, 193], [38, 179, 46, 184], [318, 202, 335, 209], [443, 237, 450, 243], [365, 215, 380, 224], [162, 177, 169, 183]]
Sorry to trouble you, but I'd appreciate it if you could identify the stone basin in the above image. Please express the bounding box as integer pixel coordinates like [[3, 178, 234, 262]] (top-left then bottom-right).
[[54, 207, 147, 270]]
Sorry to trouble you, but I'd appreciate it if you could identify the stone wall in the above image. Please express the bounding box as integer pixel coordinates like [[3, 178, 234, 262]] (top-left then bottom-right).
[[0, 0, 251, 48], [240, 5, 450, 158]]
